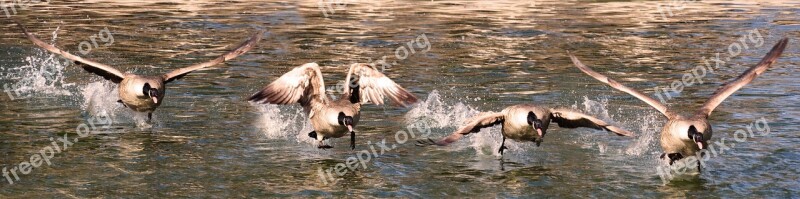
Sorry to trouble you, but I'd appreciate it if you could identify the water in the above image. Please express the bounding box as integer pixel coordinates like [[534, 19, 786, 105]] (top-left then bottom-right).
[[1, 0, 799, 197]]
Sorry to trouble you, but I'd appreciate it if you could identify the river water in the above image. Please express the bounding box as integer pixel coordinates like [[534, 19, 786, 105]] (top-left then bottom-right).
[[0, 0, 799, 197]]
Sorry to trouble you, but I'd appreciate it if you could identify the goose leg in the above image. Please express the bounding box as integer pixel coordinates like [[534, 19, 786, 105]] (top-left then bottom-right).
[[318, 142, 333, 149], [147, 112, 152, 122], [498, 136, 508, 155], [697, 163, 702, 173], [308, 131, 318, 139], [309, 131, 333, 149], [350, 131, 356, 150], [660, 153, 685, 165], [117, 100, 128, 108], [697, 152, 703, 173]]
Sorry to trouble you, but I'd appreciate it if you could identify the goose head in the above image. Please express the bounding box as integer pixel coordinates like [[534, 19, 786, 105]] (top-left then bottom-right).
[[527, 111, 545, 146], [142, 83, 160, 104], [688, 125, 707, 150], [338, 112, 355, 133], [671, 120, 711, 151]]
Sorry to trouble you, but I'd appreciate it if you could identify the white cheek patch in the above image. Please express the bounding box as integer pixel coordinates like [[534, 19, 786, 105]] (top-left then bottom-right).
[[671, 123, 692, 141], [132, 82, 146, 97], [326, 111, 341, 126], [512, 113, 526, 126]]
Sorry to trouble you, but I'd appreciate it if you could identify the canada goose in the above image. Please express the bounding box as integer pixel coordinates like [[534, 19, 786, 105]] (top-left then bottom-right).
[[569, 38, 788, 170], [417, 104, 633, 155], [249, 63, 418, 149], [16, 21, 264, 121]]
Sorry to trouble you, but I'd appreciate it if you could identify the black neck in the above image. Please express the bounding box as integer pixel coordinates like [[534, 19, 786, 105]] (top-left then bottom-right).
[[349, 85, 360, 104]]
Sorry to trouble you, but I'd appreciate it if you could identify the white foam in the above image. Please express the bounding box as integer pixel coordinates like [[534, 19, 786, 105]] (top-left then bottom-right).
[[404, 90, 534, 157], [251, 103, 315, 145], [1, 51, 75, 98]]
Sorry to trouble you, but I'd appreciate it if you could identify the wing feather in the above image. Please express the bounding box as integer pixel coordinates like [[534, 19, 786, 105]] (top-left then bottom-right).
[[16, 21, 124, 83], [417, 112, 505, 146], [163, 30, 264, 83], [549, 108, 633, 136], [344, 63, 418, 107], [248, 63, 327, 107], [569, 54, 673, 118], [697, 38, 789, 117]]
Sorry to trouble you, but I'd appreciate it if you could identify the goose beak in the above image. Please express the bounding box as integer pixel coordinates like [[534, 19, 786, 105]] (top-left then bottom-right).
[[536, 128, 543, 138], [149, 90, 159, 104], [692, 133, 705, 150], [535, 127, 543, 147]]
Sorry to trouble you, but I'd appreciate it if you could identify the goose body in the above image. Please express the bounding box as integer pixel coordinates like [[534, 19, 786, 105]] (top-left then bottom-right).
[[308, 99, 361, 141], [569, 38, 788, 169], [17, 21, 264, 121], [418, 104, 633, 155], [660, 116, 712, 158], [249, 63, 417, 149], [498, 104, 551, 141], [118, 74, 166, 112]]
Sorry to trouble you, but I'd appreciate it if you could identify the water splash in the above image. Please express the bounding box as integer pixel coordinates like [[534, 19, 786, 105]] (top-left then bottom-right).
[[0, 29, 143, 126], [81, 81, 119, 116], [251, 103, 315, 145], [404, 90, 480, 129], [404, 90, 535, 157], [580, 96, 611, 121], [571, 96, 662, 157], [624, 113, 660, 156], [1, 51, 76, 98]]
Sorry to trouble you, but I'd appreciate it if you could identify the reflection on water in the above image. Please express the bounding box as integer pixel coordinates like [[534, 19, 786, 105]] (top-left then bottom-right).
[[1, 0, 799, 197]]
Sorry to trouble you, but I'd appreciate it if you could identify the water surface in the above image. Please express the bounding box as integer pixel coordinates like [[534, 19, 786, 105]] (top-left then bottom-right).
[[1, 0, 799, 197]]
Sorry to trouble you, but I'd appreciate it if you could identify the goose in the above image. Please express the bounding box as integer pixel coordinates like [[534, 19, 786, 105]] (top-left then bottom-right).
[[568, 38, 788, 170], [417, 104, 633, 155], [17, 21, 264, 121], [248, 63, 418, 149]]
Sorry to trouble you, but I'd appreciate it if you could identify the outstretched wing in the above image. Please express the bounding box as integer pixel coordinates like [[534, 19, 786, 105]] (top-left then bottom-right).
[[343, 63, 418, 107], [697, 38, 789, 117], [549, 108, 633, 136], [569, 54, 673, 118], [248, 63, 327, 107], [17, 21, 124, 83], [417, 112, 505, 146], [163, 30, 264, 83]]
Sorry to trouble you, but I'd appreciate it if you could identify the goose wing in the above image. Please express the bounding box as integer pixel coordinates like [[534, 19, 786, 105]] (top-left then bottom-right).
[[697, 38, 789, 117], [163, 30, 264, 83], [549, 108, 633, 136], [248, 63, 327, 107], [17, 21, 124, 83], [569, 54, 673, 118], [343, 63, 418, 107], [417, 112, 505, 146]]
